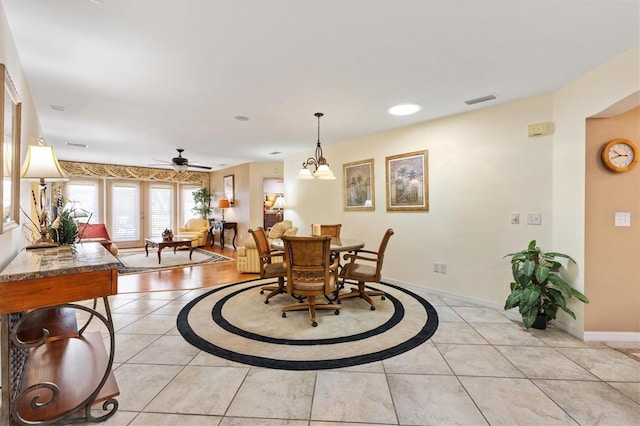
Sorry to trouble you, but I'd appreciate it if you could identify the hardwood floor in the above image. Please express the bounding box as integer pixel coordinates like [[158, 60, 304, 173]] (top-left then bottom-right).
[[117, 244, 259, 294]]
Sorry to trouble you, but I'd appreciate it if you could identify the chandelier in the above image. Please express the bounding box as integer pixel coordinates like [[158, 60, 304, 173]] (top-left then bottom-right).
[[296, 112, 336, 180]]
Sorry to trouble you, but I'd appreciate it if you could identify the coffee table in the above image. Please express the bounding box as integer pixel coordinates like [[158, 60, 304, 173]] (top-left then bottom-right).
[[144, 237, 194, 264]]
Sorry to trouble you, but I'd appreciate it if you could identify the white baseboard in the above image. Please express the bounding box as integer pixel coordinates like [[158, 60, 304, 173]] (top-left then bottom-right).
[[583, 332, 640, 342]]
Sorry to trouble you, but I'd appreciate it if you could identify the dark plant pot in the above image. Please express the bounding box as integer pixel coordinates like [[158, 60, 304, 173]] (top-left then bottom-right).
[[531, 314, 547, 330]]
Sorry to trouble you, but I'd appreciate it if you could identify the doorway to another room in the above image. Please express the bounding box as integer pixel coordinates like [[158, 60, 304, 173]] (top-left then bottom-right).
[[263, 178, 284, 231]]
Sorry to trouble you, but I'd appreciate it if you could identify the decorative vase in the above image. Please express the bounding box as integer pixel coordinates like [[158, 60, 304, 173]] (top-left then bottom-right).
[[532, 314, 547, 330]]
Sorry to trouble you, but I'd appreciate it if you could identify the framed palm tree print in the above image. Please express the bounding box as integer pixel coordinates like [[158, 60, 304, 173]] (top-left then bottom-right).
[[343, 159, 374, 211], [386, 150, 428, 211]]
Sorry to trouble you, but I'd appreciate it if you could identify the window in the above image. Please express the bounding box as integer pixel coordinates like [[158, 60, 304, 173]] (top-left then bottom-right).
[[66, 181, 100, 223], [181, 185, 200, 223], [110, 182, 140, 241], [150, 184, 173, 237]]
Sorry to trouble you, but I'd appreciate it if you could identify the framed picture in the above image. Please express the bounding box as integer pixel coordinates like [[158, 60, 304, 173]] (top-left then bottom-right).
[[223, 174, 235, 204], [343, 159, 375, 211], [386, 150, 429, 211]]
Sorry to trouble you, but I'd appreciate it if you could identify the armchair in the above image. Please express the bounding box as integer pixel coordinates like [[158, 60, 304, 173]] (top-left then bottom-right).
[[248, 227, 287, 303], [175, 218, 209, 247], [281, 235, 341, 327], [236, 220, 298, 273], [338, 228, 394, 310]]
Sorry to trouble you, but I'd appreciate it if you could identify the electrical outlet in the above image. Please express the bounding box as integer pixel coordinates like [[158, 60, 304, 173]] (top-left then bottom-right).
[[526, 212, 542, 225]]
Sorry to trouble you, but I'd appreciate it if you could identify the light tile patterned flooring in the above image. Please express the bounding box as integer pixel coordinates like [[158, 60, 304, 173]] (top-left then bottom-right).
[[80, 285, 640, 425]]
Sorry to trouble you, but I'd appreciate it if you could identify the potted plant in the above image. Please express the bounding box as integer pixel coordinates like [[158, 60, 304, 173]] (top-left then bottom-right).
[[504, 240, 589, 329], [192, 187, 212, 218]]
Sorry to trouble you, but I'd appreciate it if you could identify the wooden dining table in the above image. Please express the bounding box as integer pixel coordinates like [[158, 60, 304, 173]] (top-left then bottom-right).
[[271, 237, 364, 253]]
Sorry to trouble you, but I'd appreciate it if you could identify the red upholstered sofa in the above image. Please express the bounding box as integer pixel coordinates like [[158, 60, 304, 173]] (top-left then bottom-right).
[[78, 223, 118, 256]]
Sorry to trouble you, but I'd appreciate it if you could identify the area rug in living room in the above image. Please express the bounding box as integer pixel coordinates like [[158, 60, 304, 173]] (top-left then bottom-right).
[[117, 248, 233, 274], [177, 278, 439, 370]]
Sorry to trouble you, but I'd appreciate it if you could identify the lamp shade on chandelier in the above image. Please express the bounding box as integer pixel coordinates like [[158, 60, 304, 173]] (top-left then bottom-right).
[[296, 112, 336, 180]]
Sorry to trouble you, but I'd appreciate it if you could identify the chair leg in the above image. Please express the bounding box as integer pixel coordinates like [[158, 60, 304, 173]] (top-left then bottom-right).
[[281, 295, 341, 326], [261, 277, 285, 304], [338, 281, 385, 310]]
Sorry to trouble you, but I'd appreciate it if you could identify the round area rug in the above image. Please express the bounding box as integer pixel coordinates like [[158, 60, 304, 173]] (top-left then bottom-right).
[[177, 278, 439, 370]]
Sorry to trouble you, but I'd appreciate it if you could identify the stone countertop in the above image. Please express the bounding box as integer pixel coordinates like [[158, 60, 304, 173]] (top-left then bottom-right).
[[0, 242, 119, 283]]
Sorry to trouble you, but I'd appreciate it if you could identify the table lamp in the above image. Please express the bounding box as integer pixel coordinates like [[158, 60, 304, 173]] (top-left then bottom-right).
[[218, 198, 230, 221], [20, 140, 69, 248], [273, 196, 285, 222]]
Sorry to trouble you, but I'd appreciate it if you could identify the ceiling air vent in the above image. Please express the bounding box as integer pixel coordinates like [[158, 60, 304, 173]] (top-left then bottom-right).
[[66, 142, 88, 148], [465, 95, 497, 105]]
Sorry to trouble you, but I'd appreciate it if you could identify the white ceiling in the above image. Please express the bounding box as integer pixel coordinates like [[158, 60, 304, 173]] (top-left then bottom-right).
[[3, 0, 639, 171]]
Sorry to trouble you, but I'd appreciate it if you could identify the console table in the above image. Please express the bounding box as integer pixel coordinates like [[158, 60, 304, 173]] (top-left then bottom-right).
[[0, 242, 120, 425], [209, 220, 238, 250]]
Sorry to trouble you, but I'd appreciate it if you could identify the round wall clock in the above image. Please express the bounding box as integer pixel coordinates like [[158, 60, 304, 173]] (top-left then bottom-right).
[[601, 138, 638, 173]]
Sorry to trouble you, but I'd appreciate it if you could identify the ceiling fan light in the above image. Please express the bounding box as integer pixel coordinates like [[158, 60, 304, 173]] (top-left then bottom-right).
[[173, 164, 188, 172]]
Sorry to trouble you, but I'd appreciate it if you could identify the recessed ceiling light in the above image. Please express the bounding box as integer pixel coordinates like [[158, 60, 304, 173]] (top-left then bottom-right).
[[388, 103, 421, 116], [234, 116, 249, 121]]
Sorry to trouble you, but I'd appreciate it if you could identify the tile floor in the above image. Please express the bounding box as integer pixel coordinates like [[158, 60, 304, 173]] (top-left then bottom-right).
[[78, 285, 640, 425]]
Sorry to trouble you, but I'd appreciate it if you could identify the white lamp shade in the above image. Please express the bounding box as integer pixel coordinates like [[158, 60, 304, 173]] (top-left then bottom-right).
[[273, 196, 286, 209], [315, 164, 336, 180], [296, 168, 314, 180], [20, 145, 68, 181]]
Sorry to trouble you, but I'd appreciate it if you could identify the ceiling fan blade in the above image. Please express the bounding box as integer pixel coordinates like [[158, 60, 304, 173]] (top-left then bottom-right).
[[151, 159, 172, 164], [188, 164, 212, 170]]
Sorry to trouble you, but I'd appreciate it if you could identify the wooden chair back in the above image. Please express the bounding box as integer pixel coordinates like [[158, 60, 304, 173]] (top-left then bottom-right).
[[372, 228, 395, 281], [281, 235, 337, 296], [311, 224, 342, 237], [249, 227, 272, 258]]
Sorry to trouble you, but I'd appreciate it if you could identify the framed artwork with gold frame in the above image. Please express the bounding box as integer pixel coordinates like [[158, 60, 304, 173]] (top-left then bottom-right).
[[385, 150, 428, 212], [343, 158, 374, 211], [223, 174, 235, 204]]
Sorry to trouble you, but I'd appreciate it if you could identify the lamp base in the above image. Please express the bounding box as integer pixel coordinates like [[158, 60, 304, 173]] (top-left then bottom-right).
[[25, 233, 58, 249], [276, 211, 283, 222], [26, 237, 58, 250]]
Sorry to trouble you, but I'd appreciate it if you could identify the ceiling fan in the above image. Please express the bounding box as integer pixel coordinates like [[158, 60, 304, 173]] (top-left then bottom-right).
[[152, 149, 212, 171]]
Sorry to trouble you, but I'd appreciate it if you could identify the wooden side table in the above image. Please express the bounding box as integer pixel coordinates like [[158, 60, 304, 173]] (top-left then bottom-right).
[[209, 221, 238, 250]]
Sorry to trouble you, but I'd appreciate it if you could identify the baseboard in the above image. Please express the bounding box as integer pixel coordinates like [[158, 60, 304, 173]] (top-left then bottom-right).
[[583, 331, 640, 342]]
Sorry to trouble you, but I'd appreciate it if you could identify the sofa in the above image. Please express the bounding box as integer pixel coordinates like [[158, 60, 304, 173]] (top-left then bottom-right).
[[236, 220, 298, 273], [175, 218, 210, 247]]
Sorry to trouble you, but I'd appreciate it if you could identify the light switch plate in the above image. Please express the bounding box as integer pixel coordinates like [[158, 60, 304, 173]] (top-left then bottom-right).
[[614, 212, 631, 227]]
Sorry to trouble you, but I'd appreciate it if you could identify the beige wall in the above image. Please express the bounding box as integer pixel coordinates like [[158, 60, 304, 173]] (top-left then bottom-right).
[[0, 4, 44, 270], [585, 106, 640, 332], [286, 47, 640, 338], [287, 94, 555, 306]]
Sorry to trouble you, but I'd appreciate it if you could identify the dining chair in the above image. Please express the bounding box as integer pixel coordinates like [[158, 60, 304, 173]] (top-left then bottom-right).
[[338, 228, 394, 310], [312, 224, 342, 237], [281, 235, 341, 327], [248, 227, 287, 304]]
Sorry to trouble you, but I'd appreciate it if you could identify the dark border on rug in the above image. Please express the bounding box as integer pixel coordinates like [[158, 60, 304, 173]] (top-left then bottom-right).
[[177, 279, 439, 370]]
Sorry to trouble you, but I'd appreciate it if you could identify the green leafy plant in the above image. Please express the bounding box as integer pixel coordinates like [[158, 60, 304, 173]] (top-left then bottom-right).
[[192, 187, 212, 218], [49, 210, 78, 245], [504, 240, 589, 329]]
